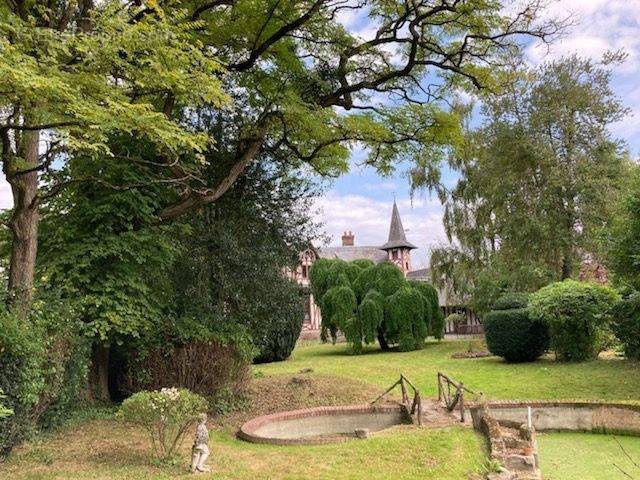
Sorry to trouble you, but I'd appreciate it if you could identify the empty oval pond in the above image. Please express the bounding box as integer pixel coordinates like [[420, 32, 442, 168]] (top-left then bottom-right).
[[238, 404, 412, 445]]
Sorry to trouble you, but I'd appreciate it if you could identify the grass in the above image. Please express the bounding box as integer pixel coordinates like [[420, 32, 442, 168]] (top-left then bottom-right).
[[538, 432, 640, 479], [258, 340, 640, 402], [1, 419, 486, 480], [2, 339, 640, 479]]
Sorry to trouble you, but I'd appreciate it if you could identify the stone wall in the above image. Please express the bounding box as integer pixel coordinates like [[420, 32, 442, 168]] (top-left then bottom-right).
[[469, 401, 640, 480], [470, 401, 640, 436], [475, 408, 541, 480]]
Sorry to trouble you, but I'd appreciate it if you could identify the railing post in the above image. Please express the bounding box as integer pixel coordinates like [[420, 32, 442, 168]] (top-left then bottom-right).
[[416, 392, 422, 426], [400, 376, 408, 406], [459, 382, 465, 423]]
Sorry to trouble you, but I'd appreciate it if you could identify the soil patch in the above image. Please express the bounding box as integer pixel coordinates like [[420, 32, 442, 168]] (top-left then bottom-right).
[[217, 372, 391, 430]]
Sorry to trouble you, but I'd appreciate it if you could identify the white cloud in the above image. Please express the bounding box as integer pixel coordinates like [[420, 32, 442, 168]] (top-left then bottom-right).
[[313, 191, 446, 268]]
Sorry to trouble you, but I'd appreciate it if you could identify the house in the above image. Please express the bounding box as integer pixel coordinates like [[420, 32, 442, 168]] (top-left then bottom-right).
[[291, 200, 424, 337]]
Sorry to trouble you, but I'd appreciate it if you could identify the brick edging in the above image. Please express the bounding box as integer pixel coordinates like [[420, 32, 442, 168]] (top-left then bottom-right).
[[238, 404, 406, 446]]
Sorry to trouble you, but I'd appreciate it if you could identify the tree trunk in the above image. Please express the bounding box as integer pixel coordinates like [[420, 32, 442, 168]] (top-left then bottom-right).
[[88, 342, 111, 403], [377, 327, 390, 351], [5, 130, 40, 310]]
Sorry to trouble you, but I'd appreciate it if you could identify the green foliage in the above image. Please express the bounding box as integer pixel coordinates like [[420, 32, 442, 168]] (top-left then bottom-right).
[[351, 259, 375, 270], [117, 388, 208, 461], [352, 265, 378, 302], [321, 286, 358, 344], [529, 280, 620, 361], [355, 290, 385, 351], [484, 308, 549, 362], [611, 293, 640, 360], [0, 2, 225, 166], [374, 263, 406, 298], [429, 56, 629, 311], [249, 277, 304, 363], [0, 299, 90, 453], [312, 261, 442, 352], [168, 158, 316, 364], [493, 293, 529, 311], [0, 390, 12, 419], [327, 260, 360, 289], [38, 154, 178, 343], [409, 281, 442, 338], [309, 258, 335, 307], [607, 166, 640, 291], [384, 286, 428, 352]]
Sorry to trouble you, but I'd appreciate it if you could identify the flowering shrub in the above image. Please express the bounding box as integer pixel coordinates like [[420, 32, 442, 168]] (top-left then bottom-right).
[[117, 388, 208, 461]]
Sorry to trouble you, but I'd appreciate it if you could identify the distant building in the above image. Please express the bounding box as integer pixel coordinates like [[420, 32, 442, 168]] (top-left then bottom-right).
[[290, 200, 424, 336]]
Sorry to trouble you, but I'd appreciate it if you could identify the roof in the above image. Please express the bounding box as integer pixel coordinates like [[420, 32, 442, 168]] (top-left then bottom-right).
[[380, 200, 417, 250], [406, 268, 430, 281], [317, 246, 388, 263]]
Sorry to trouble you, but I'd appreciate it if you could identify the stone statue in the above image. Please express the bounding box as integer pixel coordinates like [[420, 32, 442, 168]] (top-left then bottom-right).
[[190, 413, 211, 473]]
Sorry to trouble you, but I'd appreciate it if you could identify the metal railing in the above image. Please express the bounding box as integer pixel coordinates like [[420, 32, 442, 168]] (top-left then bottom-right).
[[371, 374, 423, 426]]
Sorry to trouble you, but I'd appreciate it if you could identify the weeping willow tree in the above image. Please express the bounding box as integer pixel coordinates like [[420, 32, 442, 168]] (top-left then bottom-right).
[[385, 287, 428, 351], [409, 281, 445, 339], [310, 259, 440, 352]]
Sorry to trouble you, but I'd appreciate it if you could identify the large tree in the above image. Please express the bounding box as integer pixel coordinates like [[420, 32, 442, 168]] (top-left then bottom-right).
[[1, 0, 562, 308], [428, 55, 630, 312]]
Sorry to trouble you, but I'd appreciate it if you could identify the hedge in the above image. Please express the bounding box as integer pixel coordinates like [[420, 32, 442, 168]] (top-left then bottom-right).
[[484, 308, 549, 362], [612, 293, 640, 360], [529, 280, 619, 361]]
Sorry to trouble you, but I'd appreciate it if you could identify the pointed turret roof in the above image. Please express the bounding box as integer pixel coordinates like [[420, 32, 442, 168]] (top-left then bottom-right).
[[380, 200, 417, 250]]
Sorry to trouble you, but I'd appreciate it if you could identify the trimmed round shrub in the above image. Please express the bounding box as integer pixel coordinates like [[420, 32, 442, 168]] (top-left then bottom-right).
[[484, 308, 549, 362], [493, 292, 529, 310], [529, 280, 619, 361], [612, 293, 640, 360], [117, 388, 208, 461]]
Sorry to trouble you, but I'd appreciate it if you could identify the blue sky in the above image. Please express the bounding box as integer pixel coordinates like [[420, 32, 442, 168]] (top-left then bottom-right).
[[313, 0, 640, 268]]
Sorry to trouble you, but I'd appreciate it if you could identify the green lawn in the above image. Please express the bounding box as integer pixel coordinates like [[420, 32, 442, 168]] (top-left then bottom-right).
[[260, 340, 640, 402], [538, 432, 640, 480], [2, 339, 640, 480], [1, 411, 487, 480]]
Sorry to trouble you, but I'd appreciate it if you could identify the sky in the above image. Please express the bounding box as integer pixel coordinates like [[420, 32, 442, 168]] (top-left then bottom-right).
[[1, 1, 639, 270], [313, 0, 640, 268]]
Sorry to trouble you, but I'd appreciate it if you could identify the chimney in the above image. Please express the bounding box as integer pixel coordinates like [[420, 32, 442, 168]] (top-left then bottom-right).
[[341, 230, 354, 246]]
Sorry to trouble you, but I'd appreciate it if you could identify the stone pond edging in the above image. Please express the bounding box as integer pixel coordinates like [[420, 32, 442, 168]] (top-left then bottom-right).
[[467, 400, 640, 480], [238, 404, 411, 446], [468, 400, 640, 436]]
